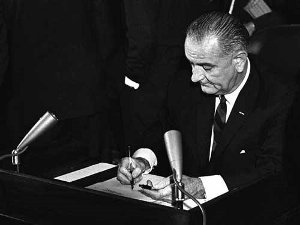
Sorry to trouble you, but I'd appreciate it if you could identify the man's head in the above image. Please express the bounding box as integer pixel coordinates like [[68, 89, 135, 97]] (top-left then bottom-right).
[[185, 11, 250, 95]]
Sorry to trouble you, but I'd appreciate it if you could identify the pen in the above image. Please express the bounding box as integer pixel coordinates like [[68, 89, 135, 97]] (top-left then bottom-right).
[[128, 146, 134, 190], [139, 184, 152, 190]]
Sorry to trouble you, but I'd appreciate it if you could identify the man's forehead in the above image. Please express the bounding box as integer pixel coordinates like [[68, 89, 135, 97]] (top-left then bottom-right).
[[185, 35, 222, 58], [185, 35, 219, 49]]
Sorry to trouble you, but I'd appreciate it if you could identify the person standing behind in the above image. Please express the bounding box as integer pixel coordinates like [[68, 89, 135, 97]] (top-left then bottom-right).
[[119, 0, 187, 156], [118, 0, 223, 158], [0, 0, 118, 174]]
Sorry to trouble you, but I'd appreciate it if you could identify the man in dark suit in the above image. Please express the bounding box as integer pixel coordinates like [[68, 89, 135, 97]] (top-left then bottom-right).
[[118, 0, 188, 155], [0, 0, 120, 174], [116, 11, 297, 200]]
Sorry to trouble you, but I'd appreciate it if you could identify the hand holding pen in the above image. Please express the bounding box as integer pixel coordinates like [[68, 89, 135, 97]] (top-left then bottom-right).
[[116, 147, 151, 188], [128, 146, 134, 190]]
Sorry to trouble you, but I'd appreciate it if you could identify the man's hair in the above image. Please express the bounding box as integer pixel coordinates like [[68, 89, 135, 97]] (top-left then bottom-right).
[[186, 11, 249, 56]]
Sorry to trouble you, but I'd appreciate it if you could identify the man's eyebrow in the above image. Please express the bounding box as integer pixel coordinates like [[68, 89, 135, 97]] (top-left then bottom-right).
[[190, 62, 215, 67]]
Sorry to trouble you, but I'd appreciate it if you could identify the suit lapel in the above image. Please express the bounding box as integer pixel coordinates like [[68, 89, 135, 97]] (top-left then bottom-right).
[[196, 91, 215, 169], [210, 65, 261, 161]]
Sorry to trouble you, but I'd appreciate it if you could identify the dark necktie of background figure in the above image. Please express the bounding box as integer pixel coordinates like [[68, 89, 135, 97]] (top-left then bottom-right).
[[212, 95, 227, 153]]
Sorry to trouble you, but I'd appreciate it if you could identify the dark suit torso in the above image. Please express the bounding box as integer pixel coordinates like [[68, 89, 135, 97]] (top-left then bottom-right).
[[161, 58, 297, 190], [2, 0, 107, 121], [0, 0, 120, 153], [119, 0, 225, 151]]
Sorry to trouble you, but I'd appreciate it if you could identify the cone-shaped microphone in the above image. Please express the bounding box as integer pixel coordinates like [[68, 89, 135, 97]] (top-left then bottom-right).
[[164, 130, 183, 182], [16, 111, 58, 151]]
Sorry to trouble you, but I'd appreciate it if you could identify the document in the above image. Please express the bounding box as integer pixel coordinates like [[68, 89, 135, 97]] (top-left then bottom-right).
[[54, 163, 117, 182], [86, 173, 207, 210], [54, 162, 208, 210]]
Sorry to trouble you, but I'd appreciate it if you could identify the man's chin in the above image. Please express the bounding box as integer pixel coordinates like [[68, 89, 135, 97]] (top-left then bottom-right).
[[200, 86, 217, 95]]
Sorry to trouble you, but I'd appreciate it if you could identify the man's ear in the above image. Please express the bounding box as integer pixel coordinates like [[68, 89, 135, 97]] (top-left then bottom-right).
[[233, 51, 248, 73]]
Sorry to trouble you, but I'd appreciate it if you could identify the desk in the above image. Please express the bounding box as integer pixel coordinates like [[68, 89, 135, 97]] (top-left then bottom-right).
[[0, 163, 292, 225]]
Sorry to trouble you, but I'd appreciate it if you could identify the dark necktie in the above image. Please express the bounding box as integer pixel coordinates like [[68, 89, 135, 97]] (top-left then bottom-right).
[[212, 95, 227, 152]]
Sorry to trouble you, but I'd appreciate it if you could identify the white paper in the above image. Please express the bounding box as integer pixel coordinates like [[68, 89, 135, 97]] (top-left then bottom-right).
[[86, 174, 207, 210], [54, 162, 209, 210], [54, 163, 117, 182]]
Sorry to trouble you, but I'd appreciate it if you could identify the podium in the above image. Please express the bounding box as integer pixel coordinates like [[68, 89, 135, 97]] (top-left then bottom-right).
[[0, 165, 293, 225]]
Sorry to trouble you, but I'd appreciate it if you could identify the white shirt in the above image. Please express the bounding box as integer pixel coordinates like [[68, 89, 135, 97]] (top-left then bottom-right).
[[133, 58, 251, 200]]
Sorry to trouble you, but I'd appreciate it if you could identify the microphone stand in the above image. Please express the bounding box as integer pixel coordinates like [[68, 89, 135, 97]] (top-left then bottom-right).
[[172, 169, 207, 225], [172, 169, 184, 209], [11, 147, 28, 173], [163, 130, 206, 224]]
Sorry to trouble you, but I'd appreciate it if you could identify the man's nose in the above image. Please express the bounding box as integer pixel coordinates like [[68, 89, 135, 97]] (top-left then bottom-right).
[[191, 68, 205, 83]]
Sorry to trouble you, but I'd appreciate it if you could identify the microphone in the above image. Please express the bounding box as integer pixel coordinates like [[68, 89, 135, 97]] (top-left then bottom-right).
[[12, 111, 58, 169], [164, 130, 184, 209], [164, 130, 207, 224], [164, 130, 183, 181]]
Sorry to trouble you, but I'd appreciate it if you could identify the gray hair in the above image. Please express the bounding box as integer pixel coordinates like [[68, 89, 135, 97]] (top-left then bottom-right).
[[186, 11, 249, 56]]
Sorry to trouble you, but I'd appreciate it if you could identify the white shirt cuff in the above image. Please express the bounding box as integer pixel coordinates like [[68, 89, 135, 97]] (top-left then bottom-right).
[[200, 175, 229, 200], [125, 76, 140, 89], [133, 148, 157, 174]]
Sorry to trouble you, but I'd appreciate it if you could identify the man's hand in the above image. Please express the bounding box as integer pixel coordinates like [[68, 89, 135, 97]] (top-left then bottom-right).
[[140, 175, 206, 201], [117, 157, 150, 185], [139, 176, 174, 202], [182, 175, 206, 199]]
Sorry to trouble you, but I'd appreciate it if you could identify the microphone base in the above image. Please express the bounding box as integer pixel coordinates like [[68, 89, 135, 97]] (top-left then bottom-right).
[[172, 200, 184, 210]]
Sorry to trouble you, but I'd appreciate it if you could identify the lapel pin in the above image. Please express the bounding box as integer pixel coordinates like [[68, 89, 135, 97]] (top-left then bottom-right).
[[238, 111, 245, 115]]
